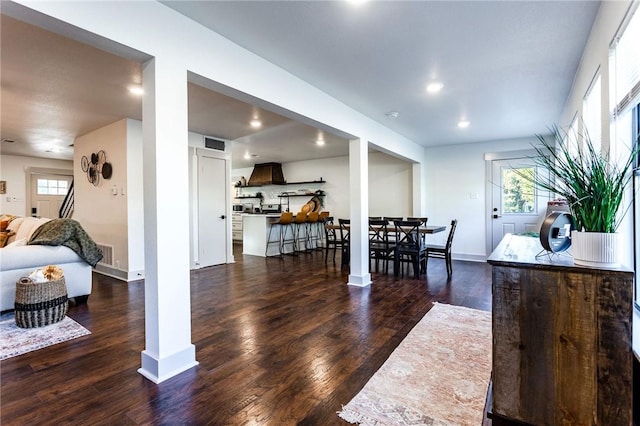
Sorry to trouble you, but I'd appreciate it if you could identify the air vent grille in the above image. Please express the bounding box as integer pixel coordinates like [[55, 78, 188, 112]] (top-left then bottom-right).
[[96, 243, 114, 266], [205, 137, 225, 151]]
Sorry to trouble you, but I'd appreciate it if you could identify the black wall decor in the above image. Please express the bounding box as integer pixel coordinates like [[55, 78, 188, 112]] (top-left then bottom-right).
[[81, 150, 112, 187]]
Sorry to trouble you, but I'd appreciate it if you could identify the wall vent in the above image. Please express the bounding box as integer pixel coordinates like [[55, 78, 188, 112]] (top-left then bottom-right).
[[204, 137, 226, 151], [96, 243, 114, 266]]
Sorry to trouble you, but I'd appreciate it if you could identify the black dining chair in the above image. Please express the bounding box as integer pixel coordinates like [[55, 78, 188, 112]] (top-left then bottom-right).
[[323, 217, 344, 264], [338, 218, 351, 267], [368, 219, 395, 274], [425, 219, 458, 276], [393, 220, 426, 279], [406, 217, 428, 226]]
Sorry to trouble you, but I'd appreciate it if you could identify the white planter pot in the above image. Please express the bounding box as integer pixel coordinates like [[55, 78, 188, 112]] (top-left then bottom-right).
[[570, 231, 620, 268]]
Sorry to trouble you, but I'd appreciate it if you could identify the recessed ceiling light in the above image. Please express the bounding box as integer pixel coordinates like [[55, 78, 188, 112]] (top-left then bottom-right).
[[250, 119, 262, 129], [426, 82, 444, 94], [347, 0, 369, 5], [128, 85, 144, 96], [316, 139, 325, 146], [458, 120, 470, 129]]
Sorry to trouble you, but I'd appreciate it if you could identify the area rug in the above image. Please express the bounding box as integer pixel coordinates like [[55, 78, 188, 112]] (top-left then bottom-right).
[[338, 302, 492, 426], [0, 312, 91, 360]]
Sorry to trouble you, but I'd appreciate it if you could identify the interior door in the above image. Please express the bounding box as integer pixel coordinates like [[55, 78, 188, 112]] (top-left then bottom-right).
[[198, 155, 228, 267], [491, 157, 550, 250], [30, 173, 72, 218]]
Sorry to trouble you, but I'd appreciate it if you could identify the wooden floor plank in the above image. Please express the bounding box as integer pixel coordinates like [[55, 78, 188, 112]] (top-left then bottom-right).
[[1, 244, 492, 425]]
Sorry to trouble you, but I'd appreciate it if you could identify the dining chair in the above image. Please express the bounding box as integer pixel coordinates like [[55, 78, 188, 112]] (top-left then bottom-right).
[[368, 216, 382, 220], [338, 218, 351, 267], [368, 219, 395, 274], [323, 217, 344, 264], [407, 217, 428, 243], [318, 211, 331, 248], [406, 217, 428, 226], [393, 220, 426, 279], [425, 219, 458, 276]]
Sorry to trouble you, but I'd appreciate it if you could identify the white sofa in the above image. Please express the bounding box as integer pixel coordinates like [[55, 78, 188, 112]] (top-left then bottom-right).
[[1, 217, 93, 312]]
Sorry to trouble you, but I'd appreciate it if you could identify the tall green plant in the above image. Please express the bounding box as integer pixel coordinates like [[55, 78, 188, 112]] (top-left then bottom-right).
[[527, 125, 637, 233]]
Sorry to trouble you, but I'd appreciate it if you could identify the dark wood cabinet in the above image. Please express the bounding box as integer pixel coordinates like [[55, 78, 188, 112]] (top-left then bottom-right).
[[487, 234, 634, 425]]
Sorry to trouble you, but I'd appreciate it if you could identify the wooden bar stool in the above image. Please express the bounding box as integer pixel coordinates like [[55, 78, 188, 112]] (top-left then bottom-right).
[[265, 212, 294, 256], [293, 211, 308, 253], [306, 211, 321, 250]]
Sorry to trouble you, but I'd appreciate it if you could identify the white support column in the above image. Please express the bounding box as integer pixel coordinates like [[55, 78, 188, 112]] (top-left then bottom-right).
[[412, 162, 424, 216], [138, 58, 198, 383], [348, 138, 372, 287]]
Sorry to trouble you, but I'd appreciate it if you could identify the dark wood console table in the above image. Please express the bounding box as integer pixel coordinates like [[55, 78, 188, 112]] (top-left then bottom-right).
[[487, 234, 633, 425]]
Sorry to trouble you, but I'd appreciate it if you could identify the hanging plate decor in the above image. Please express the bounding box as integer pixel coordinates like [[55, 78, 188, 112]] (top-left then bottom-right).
[[82, 150, 111, 185], [539, 211, 575, 253]]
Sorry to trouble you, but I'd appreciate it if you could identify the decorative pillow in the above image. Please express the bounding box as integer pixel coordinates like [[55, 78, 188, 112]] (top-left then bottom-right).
[[14, 217, 51, 242], [0, 231, 13, 248]]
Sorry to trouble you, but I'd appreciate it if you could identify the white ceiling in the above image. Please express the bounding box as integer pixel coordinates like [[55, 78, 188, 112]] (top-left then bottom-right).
[[1, 1, 600, 168]]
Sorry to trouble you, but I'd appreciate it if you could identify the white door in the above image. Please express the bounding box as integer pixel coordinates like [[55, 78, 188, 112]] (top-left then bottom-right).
[[198, 155, 228, 267], [491, 158, 550, 250], [30, 173, 73, 218]]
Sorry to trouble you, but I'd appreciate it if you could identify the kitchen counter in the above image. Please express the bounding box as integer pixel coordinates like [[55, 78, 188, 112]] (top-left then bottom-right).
[[242, 213, 289, 257]]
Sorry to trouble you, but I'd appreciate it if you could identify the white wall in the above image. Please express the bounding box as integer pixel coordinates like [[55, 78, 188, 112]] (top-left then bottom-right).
[[126, 119, 145, 279], [0, 155, 72, 216], [75, 119, 128, 272], [424, 137, 535, 259], [232, 151, 413, 221]]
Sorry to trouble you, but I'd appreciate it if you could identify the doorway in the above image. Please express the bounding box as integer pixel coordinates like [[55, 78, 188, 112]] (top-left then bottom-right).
[[29, 172, 73, 218], [490, 157, 550, 251], [196, 150, 229, 267]]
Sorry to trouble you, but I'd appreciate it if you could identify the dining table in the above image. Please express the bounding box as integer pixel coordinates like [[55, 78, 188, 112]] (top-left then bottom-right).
[[324, 222, 447, 268]]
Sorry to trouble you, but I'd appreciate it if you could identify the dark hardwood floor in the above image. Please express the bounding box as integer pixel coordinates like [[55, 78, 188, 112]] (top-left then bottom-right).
[[1, 244, 492, 425]]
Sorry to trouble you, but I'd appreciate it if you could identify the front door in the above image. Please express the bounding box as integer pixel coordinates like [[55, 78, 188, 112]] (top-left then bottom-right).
[[491, 157, 550, 250], [30, 173, 72, 218], [197, 154, 228, 267]]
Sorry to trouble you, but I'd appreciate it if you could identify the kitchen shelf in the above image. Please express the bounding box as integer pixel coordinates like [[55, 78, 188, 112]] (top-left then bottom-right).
[[235, 180, 325, 188], [236, 195, 263, 199], [278, 193, 325, 198]]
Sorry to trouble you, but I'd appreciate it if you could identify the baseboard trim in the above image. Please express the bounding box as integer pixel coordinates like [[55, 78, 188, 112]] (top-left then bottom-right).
[[94, 265, 144, 282], [138, 345, 199, 384]]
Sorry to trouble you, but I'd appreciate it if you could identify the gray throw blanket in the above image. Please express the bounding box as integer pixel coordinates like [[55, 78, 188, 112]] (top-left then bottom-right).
[[28, 219, 103, 267]]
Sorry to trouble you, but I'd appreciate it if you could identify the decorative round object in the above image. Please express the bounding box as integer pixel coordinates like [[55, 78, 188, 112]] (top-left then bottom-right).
[[539, 211, 575, 253], [101, 162, 113, 179], [81, 156, 89, 172], [91, 152, 99, 165]]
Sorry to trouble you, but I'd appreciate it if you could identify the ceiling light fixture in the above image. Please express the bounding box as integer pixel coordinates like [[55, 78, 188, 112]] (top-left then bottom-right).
[[347, 0, 369, 5], [426, 82, 444, 94], [385, 111, 399, 119], [128, 85, 144, 96], [244, 152, 251, 160], [250, 119, 262, 129], [458, 120, 470, 129]]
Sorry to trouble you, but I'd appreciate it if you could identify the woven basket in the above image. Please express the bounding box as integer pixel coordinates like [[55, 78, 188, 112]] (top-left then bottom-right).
[[15, 277, 68, 328]]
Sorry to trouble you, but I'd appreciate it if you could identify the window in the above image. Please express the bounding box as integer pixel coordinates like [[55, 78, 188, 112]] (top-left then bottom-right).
[[501, 167, 535, 214], [583, 72, 602, 153], [610, 3, 639, 307], [37, 179, 69, 196]]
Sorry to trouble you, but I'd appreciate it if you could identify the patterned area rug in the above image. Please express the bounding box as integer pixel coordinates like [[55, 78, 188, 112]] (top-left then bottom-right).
[[338, 303, 492, 426], [0, 312, 91, 360]]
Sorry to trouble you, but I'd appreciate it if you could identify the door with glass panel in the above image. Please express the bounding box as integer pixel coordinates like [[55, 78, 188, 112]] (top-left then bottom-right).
[[30, 173, 72, 218], [491, 158, 550, 250]]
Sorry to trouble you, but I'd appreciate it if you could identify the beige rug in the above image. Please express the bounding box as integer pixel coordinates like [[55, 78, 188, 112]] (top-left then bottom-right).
[[0, 312, 91, 360], [338, 302, 492, 426]]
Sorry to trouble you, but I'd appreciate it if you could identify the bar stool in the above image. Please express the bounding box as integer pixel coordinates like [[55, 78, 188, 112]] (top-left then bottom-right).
[[293, 211, 308, 252], [318, 211, 330, 248], [306, 211, 320, 250], [265, 212, 294, 256]]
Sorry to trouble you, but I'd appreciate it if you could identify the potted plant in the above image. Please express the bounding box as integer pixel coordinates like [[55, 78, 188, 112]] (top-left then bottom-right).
[[524, 125, 637, 267]]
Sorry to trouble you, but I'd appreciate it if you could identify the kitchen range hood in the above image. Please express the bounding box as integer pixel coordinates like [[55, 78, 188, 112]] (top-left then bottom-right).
[[248, 162, 286, 186]]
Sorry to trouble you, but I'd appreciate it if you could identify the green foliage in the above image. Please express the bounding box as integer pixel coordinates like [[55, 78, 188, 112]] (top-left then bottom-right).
[[526, 125, 637, 233]]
